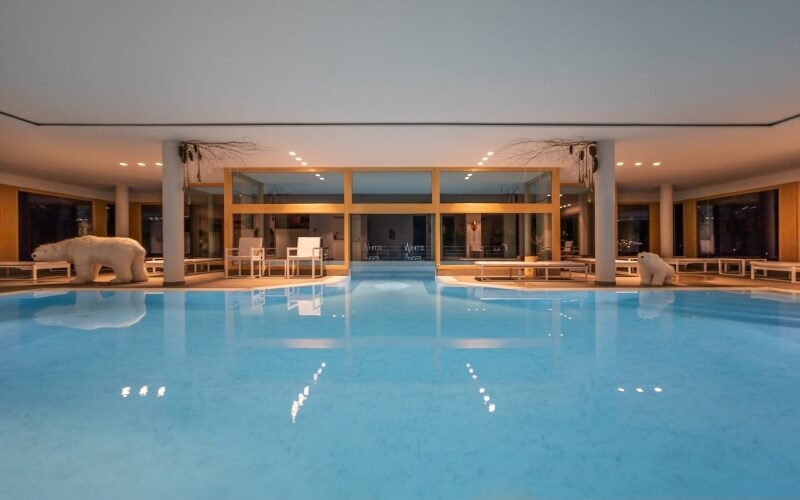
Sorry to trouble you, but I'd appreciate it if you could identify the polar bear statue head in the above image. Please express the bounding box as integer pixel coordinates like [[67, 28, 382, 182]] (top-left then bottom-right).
[[32, 241, 68, 261]]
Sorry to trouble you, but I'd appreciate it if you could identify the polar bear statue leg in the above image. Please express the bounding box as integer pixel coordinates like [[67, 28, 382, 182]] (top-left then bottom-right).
[[130, 247, 149, 283], [71, 258, 98, 284]]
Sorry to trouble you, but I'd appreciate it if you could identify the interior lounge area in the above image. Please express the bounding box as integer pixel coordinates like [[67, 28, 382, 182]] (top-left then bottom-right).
[[1, 0, 798, 288]]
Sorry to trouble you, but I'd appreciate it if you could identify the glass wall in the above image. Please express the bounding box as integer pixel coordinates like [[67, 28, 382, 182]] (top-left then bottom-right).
[[352, 172, 431, 203], [18, 191, 93, 260], [185, 187, 224, 258], [696, 190, 777, 258], [141, 205, 163, 256], [351, 214, 433, 261], [673, 203, 684, 256], [233, 172, 344, 204], [440, 171, 551, 203], [234, 213, 345, 264], [440, 213, 551, 264], [617, 204, 650, 256]]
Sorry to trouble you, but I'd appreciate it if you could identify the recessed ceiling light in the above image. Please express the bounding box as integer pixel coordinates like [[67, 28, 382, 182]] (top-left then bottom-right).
[[319, 177, 325, 181], [653, 162, 661, 166], [289, 152, 296, 156], [464, 176, 470, 180], [634, 162, 643, 166], [137, 162, 145, 166], [119, 162, 128, 167], [477, 162, 484, 166], [315, 173, 320, 177], [296, 157, 302, 161], [302, 162, 307, 166], [155, 162, 162, 166], [467, 173, 473, 177], [482, 157, 488, 161], [486, 152, 494, 156], [616, 162, 624, 166]]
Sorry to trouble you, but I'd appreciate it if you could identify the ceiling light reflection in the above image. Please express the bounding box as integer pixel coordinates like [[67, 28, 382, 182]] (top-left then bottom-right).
[[292, 362, 326, 423]]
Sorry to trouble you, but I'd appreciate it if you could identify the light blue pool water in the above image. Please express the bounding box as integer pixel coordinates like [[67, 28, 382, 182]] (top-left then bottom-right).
[[1, 280, 800, 499]]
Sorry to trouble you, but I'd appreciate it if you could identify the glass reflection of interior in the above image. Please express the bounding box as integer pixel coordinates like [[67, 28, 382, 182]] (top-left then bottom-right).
[[232, 172, 345, 204], [440, 213, 551, 264], [350, 214, 433, 261], [233, 214, 345, 264], [440, 170, 551, 203]]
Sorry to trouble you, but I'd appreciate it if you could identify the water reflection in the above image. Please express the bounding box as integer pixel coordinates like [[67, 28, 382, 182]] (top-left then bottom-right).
[[34, 291, 147, 330], [637, 290, 675, 319], [287, 285, 324, 316]]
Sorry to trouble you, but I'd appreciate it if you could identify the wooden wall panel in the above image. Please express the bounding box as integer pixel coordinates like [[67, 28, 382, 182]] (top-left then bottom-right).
[[129, 203, 143, 243], [92, 200, 107, 237], [0, 184, 19, 261], [779, 182, 799, 262], [649, 202, 660, 255]]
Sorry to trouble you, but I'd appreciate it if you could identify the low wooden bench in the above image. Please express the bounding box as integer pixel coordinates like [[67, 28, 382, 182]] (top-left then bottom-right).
[[0, 261, 72, 282], [474, 260, 589, 281], [569, 258, 639, 276], [750, 261, 800, 283], [145, 258, 223, 274], [663, 257, 720, 274]]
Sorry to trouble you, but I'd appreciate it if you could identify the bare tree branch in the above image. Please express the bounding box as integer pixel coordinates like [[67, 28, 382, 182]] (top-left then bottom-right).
[[178, 140, 263, 188], [497, 138, 598, 190]]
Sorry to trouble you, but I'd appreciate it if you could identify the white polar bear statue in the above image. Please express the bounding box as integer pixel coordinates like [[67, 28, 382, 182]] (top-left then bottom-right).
[[637, 251, 675, 286], [32, 235, 149, 284]]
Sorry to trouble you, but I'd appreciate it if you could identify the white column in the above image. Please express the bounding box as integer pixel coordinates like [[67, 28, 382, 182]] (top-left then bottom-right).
[[659, 184, 674, 258], [594, 140, 616, 285], [578, 192, 590, 256], [114, 184, 129, 237], [162, 140, 185, 286]]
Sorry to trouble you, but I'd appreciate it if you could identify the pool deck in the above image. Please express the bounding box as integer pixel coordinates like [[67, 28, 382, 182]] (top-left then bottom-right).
[[3, 269, 800, 295]]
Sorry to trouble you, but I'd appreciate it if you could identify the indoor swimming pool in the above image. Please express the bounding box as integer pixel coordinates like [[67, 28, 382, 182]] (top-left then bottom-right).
[[1, 280, 799, 499]]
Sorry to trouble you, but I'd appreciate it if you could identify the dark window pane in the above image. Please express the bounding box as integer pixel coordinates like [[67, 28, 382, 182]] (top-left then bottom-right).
[[18, 192, 93, 260], [617, 204, 649, 256], [696, 190, 778, 258]]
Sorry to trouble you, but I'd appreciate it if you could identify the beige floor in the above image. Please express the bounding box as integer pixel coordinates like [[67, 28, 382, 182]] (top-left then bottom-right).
[[2, 268, 800, 294]]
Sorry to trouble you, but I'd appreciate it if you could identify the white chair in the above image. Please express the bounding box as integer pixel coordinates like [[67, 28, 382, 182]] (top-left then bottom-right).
[[287, 237, 324, 278], [224, 237, 265, 278], [563, 240, 575, 257]]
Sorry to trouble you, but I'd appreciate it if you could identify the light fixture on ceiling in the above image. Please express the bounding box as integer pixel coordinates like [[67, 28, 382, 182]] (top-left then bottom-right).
[[486, 151, 494, 156], [634, 162, 643, 166], [464, 176, 470, 180], [289, 152, 296, 156], [616, 162, 624, 166], [315, 173, 320, 177], [319, 177, 325, 181], [119, 162, 128, 167], [137, 162, 145, 167], [653, 162, 661, 166], [482, 157, 488, 161], [477, 162, 484, 166], [467, 173, 473, 177], [296, 157, 303, 161], [155, 162, 162, 167], [301, 162, 307, 166]]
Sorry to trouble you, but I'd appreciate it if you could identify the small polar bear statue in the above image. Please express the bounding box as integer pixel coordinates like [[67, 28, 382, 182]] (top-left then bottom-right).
[[32, 235, 149, 284], [637, 251, 675, 286]]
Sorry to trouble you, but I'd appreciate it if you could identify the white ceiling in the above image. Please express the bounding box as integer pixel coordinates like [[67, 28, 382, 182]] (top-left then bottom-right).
[[1, 0, 800, 193]]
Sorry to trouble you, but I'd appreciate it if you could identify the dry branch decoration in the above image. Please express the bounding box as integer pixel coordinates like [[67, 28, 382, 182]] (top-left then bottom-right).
[[498, 138, 599, 190], [178, 140, 259, 188]]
